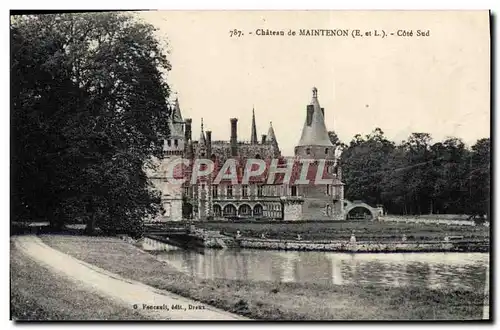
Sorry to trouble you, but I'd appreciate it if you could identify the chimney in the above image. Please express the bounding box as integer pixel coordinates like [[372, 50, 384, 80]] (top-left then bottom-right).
[[230, 118, 238, 157], [306, 105, 314, 126], [184, 118, 192, 141], [206, 131, 212, 156], [261, 134, 267, 144]]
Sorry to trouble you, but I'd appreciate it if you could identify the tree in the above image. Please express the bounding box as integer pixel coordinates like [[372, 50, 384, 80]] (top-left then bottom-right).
[[341, 128, 395, 206], [11, 13, 171, 236], [328, 131, 346, 149], [468, 138, 490, 219], [429, 138, 470, 214]]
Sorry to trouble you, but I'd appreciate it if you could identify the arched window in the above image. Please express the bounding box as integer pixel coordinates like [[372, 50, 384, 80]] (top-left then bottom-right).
[[213, 204, 222, 217], [253, 204, 263, 217], [223, 204, 237, 217], [238, 204, 252, 216]]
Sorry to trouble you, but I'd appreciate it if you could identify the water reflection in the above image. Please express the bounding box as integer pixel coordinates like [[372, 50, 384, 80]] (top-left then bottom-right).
[[153, 247, 488, 291]]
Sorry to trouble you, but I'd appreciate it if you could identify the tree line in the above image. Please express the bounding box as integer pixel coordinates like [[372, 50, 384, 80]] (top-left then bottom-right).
[[11, 13, 171, 236], [329, 129, 490, 219]]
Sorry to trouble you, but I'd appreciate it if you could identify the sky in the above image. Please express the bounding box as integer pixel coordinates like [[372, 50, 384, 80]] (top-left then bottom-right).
[[138, 10, 490, 156]]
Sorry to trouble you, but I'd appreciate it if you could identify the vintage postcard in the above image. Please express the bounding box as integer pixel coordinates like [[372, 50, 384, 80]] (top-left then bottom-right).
[[10, 10, 490, 321]]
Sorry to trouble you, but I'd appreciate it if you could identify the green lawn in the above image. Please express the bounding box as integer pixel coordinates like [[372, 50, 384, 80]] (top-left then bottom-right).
[[194, 221, 490, 242], [39, 234, 485, 320], [10, 240, 149, 321]]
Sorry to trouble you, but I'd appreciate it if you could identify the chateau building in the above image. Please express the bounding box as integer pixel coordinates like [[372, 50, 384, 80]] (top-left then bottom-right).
[[149, 87, 345, 221]]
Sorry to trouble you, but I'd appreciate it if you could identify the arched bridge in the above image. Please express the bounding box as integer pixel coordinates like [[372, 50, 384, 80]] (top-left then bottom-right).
[[344, 200, 383, 220]]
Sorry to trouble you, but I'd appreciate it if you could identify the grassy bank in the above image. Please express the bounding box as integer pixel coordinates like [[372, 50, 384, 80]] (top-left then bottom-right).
[[10, 240, 149, 321], [40, 235, 485, 320], [194, 221, 489, 242]]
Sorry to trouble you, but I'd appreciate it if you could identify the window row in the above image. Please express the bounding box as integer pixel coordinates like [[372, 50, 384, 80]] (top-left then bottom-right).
[[166, 139, 179, 148]]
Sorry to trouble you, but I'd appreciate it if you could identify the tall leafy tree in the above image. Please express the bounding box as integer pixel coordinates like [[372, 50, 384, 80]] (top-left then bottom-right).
[[341, 128, 395, 206], [468, 138, 490, 218], [11, 13, 171, 236]]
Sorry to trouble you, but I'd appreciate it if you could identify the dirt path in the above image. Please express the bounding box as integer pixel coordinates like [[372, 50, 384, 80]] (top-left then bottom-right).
[[13, 235, 249, 321]]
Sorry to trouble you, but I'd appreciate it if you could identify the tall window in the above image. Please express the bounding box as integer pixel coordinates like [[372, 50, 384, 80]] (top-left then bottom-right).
[[227, 186, 233, 197], [326, 184, 331, 196], [291, 186, 297, 197], [242, 185, 248, 197], [257, 185, 263, 197], [174, 139, 178, 147], [167, 140, 172, 147], [212, 185, 218, 198], [184, 187, 189, 197]]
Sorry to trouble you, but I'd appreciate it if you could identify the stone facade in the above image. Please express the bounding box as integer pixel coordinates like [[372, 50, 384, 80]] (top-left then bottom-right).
[[148, 87, 345, 222]]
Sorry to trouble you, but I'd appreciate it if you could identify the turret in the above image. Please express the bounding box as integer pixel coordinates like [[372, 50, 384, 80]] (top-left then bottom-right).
[[197, 118, 207, 157], [266, 121, 280, 157], [164, 98, 185, 153], [267, 121, 276, 142], [251, 107, 258, 144]]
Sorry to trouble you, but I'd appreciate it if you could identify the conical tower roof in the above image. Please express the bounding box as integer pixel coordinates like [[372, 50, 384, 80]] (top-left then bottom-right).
[[198, 118, 206, 146], [267, 121, 276, 142], [168, 98, 184, 138], [251, 107, 258, 144], [297, 87, 333, 147]]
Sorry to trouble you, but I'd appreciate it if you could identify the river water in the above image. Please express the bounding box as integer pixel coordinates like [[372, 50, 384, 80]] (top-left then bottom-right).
[[150, 244, 489, 291]]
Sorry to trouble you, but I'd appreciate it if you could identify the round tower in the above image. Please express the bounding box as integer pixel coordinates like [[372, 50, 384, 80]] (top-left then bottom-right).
[[293, 87, 343, 221], [294, 87, 336, 159]]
